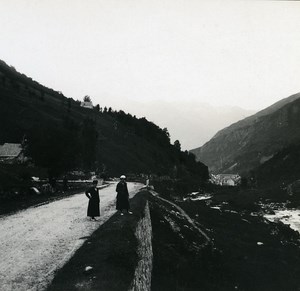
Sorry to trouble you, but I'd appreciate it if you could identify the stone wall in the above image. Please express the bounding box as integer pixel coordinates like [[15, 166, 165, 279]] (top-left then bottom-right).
[[129, 200, 153, 291]]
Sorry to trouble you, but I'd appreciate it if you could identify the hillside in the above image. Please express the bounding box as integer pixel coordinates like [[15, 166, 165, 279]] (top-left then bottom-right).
[[0, 60, 208, 185], [190, 93, 300, 176], [254, 141, 300, 188], [120, 100, 255, 150]]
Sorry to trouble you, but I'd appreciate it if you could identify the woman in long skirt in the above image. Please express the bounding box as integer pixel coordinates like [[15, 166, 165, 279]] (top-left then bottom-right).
[[116, 175, 132, 215], [85, 180, 100, 220]]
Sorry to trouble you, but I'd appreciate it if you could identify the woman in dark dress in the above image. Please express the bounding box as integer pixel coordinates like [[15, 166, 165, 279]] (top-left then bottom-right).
[[85, 180, 100, 220], [116, 175, 132, 215]]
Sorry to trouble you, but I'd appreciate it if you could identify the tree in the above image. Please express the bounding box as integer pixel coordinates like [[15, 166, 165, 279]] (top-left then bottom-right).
[[80, 118, 98, 169], [94, 104, 100, 111], [161, 128, 171, 144], [163, 128, 170, 139], [174, 140, 181, 151], [67, 98, 72, 112], [25, 125, 81, 178], [240, 177, 248, 188], [83, 95, 91, 102], [40, 89, 45, 101], [2, 76, 6, 87]]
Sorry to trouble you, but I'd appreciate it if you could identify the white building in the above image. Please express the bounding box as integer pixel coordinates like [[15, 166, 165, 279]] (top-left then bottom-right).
[[210, 174, 241, 186], [0, 143, 24, 163], [80, 101, 93, 109]]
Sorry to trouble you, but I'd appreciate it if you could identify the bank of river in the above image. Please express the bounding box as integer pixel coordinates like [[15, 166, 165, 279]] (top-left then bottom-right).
[[265, 209, 300, 234]]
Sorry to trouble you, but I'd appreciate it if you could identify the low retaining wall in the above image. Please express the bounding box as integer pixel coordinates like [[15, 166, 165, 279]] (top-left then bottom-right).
[[129, 200, 153, 291], [47, 190, 154, 291]]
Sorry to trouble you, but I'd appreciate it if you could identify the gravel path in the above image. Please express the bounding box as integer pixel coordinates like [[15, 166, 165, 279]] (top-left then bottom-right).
[[0, 182, 142, 291]]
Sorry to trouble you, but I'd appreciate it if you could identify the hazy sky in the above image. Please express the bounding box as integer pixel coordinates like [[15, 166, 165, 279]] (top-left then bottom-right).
[[1, 0, 300, 147]]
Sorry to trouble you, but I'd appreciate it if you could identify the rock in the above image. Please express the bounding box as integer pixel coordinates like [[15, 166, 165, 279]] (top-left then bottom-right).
[[30, 187, 40, 195], [84, 266, 93, 274]]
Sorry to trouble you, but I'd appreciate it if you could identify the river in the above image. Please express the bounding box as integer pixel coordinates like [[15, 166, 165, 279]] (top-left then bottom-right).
[[265, 209, 300, 234]]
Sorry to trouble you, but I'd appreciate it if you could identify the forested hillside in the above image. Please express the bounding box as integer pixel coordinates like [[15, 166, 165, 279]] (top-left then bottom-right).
[[254, 141, 300, 187], [0, 60, 208, 184]]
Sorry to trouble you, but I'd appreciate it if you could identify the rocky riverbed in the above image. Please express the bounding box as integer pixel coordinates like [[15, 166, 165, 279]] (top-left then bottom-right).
[[151, 186, 300, 291], [265, 209, 300, 234]]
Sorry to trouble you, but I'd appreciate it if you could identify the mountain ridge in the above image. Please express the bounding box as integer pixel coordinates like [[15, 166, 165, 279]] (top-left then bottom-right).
[[118, 99, 255, 150], [0, 59, 208, 183], [190, 92, 300, 175]]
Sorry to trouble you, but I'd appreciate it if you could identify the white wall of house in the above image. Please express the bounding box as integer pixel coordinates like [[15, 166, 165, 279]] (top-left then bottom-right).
[[80, 101, 93, 109]]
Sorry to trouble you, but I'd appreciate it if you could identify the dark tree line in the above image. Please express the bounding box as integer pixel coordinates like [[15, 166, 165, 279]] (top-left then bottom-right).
[[112, 110, 171, 147], [25, 117, 98, 179], [1, 60, 208, 184], [105, 109, 208, 181]]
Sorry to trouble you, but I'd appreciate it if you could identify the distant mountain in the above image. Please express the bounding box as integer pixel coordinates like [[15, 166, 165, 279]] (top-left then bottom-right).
[[0, 60, 208, 181], [120, 100, 255, 150], [190, 93, 300, 175]]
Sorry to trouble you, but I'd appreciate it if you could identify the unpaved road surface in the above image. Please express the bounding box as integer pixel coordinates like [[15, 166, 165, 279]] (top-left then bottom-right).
[[0, 182, 142, 291]]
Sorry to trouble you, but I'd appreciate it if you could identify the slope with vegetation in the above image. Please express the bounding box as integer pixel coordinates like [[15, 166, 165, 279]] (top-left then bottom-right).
[[254, 141, 300, 190], [191, 93, 300, 179], [0, 59, 208, 196]]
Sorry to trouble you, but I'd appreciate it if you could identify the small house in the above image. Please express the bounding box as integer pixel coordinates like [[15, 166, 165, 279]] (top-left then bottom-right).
[[80, 101, 93, 109], [0, 143, 24, 163], [222, 178, 235, 186], [210, 173, 241, 186]]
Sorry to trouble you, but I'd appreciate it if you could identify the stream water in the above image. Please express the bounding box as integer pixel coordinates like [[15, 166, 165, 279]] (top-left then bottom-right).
[[265, 209, 300, 234]]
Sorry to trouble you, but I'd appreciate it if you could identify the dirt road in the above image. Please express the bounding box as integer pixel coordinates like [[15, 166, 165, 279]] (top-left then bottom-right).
[[0, 182, 142, 291]]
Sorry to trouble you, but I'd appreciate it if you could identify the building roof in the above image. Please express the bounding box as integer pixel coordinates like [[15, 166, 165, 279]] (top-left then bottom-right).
[[0, 143, 22, 157]]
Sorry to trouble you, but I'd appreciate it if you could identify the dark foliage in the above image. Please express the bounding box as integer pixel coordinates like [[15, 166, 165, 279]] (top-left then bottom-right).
[[0, 58, 208, 184], [25, 124, 81, 177], [255, 141, 300, 186]]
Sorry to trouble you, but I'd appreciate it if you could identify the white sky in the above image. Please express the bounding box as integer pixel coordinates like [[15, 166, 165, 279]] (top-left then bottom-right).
[[1, 0, 300, 147]]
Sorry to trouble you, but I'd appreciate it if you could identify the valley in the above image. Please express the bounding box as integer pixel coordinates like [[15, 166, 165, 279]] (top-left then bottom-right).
[[1, 57, 300, 290]]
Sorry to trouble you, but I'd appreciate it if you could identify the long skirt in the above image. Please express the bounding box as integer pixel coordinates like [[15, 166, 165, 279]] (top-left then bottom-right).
[[87, 198, 100, 217], [116, 193, 129, 211]]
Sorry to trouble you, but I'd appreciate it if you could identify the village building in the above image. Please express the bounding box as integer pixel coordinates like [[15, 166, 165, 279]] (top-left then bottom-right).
[[210, 173, 241, 186], [0, 143, 26, 164], [80, 100, 93, 109]]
